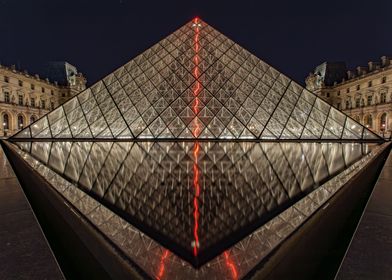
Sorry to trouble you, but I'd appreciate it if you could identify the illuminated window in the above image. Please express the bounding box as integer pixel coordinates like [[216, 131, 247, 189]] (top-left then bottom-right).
[[365, 115, 373, 128], [17, 115, 24, 129], [380, 91, 386, 103], [30, 115, 36, 124], [367, 95, 372, 106], [380, 113, 387, 131], [18, 95, 23, 105], [4, 91, 10, 103], [3, 114, 9, 129]]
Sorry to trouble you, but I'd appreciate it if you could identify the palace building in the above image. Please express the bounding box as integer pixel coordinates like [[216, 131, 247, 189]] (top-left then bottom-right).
[[0, 62, 86, 137], [306, 56, 392, 138]]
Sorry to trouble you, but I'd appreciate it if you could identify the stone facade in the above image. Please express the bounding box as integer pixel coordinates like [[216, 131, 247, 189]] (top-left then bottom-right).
[[0, 63, 86, 137], [306, 56, 392, 138]]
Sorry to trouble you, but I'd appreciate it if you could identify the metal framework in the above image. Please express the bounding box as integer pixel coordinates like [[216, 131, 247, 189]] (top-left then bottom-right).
[[10, 19, 381, 141]]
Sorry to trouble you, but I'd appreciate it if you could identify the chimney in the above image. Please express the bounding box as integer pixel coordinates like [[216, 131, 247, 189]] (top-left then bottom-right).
[[356, 66, 367, 76], [347, 70, 354, 79], [381, 56, 391, 67], [368, 61, 374, 71]]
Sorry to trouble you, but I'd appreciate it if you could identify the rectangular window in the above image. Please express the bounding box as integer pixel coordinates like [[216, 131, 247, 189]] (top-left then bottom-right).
[[4, 76, 9, 83], [336, 103, 341, 109], [41, 100, 46, 109], [346, 88, 350, 93], [368, 81, 372, 87], [31, 97, 35, 107], [355, 98, 360, 107], [337, 91, 340, 96], [382, 76, 387, 84], [41, 87, 45, 93], [51, 102, 55, 110], [51, 90, 54, 95], [18, 95, 23, 105], [62, 93, 65, 97], [367, 95, 372, 105], [31, 84, 35, 90], [4, 91, 10, 103], [356, 84, 360, 90], [18, 80, 23, 87]]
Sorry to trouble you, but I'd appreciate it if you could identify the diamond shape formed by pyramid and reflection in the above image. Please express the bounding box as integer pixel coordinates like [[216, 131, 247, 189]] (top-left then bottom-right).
[[12, 18, 380, 140]]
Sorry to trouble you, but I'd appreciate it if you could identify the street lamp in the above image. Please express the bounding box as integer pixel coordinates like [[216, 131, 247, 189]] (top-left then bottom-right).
[[382, 123, 386, 138], [3, 122, 7, 137]]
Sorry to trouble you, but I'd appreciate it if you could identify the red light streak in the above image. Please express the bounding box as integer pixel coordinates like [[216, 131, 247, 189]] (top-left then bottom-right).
[[224, 251, 238, 280], [156, 249, 170, 280], [192, 17, 201, 257]]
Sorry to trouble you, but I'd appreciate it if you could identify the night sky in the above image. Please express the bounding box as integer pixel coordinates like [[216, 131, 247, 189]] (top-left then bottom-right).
[[1, 0, 391, 86]]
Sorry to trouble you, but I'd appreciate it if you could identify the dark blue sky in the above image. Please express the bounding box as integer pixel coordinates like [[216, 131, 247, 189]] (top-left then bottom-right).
[[0, 0, 391, 86]]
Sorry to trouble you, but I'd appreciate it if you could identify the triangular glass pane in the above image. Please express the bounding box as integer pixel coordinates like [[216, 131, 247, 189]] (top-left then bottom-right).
[[12, 127, 31, 138], [260, 128, 277, 139], [31, 117, 50, 138], [301, 128, 318, 139]]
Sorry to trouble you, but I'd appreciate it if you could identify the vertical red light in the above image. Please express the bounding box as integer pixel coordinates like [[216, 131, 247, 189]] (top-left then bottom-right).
[[192, 17, 201, 257], [156, 249, 170, 280], [224, 251, 239, 280]]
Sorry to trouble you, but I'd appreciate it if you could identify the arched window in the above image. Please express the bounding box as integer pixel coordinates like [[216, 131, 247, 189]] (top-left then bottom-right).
[[17, 115, 24, 129], [3, 114, 9, 130], [30, 115, 37, 124], [365, 115, 373, 128], [380, 113, 387, 131]]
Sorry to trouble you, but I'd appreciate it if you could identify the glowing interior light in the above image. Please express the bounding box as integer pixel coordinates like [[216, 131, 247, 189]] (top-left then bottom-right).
[[156, 249, 170, 280], [224, 251, 238, 280], [191, 17, 201, 257]]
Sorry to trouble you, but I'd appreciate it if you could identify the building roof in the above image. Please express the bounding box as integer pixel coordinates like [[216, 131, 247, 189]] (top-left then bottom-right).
[[313, 62, 347, 86], [41, 61, 79, 86]]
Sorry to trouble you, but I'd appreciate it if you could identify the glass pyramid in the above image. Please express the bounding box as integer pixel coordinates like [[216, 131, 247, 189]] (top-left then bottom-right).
[[11, 18, 380, 141]]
